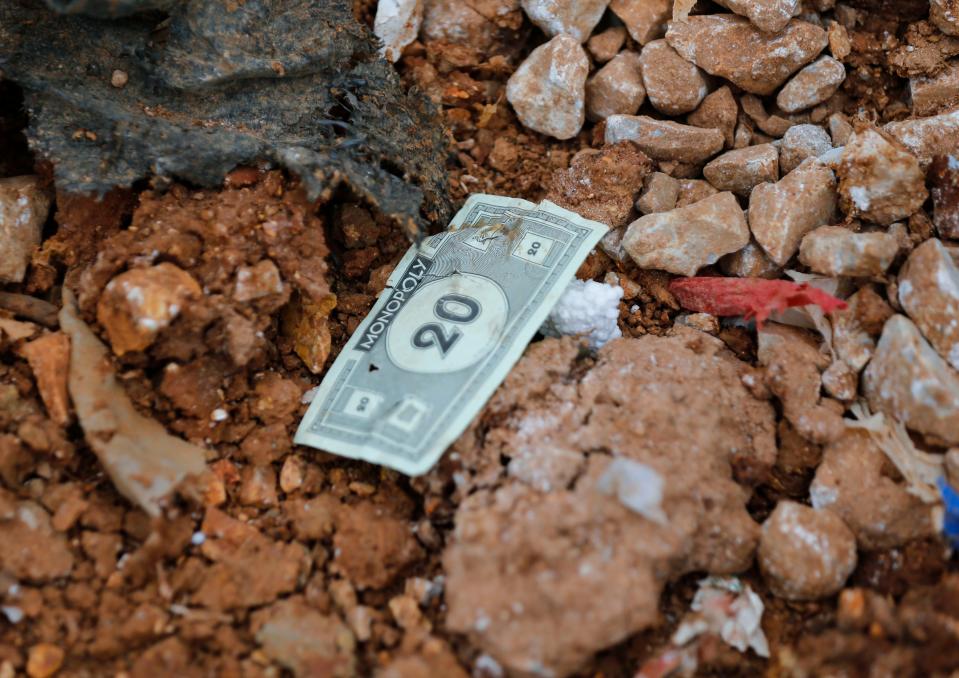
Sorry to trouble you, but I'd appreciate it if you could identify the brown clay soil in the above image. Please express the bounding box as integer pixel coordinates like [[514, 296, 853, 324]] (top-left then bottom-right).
[[1, 1, 958, 677]]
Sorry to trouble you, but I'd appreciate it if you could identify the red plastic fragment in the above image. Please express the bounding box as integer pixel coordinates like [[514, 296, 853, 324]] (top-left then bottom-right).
[[669, 277, 847, 328]]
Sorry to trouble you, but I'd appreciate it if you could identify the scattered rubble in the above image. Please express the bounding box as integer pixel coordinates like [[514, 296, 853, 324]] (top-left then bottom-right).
[[623, 192, 750, 276], [799, 226, 900, 277], [666, 16, 827, 95], [749, 160, 837, 266], [506, 34, 589, 140]]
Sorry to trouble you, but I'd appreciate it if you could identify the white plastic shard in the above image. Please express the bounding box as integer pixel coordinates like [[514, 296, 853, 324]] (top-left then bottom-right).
[[673, 577, 770, 658], [596, 457, 667, 524], [541, 279, 623, 349]]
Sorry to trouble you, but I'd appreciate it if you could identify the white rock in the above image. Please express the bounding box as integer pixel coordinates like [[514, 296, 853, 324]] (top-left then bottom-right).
[[0, 176, 51, 284], [541, 279, 623, 349], [596, 457, 667, 524], [374, 0, 424, 62], [798, 226, 899, 277], [585, 51, 646, 121], [506, 35, 589, 140], [776, 56, 846, 114], [521, 0, 610, 42], [898, 238, 959, 370], [780, 124, 832, 174]]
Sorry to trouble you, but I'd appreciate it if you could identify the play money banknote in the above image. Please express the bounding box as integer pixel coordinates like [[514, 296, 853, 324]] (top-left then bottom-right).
[[294, 193, 608, 475]]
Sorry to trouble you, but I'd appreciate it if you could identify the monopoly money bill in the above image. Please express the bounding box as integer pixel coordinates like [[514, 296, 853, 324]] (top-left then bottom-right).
[[294, 193, 608, 475]]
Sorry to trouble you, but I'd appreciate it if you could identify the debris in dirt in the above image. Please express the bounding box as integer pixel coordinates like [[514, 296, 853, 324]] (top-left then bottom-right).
[[25, 643, 64, 678], [863, 315, 959, 445], [779, 124, 833, 174], [671, 577, 769, 658], [929, 155, 959, 238], [0, 292, 59, 327], [639, 40, 708, 116], [520, 0, 608, 42], [444, 331, 775, 676], [0, 500, 74, 582], [605, 115, 725, 164], [506, 34, 589, 140], [758, 323, 845, 444], [0, 0, 451, 234], [0, 176, 51, 285], [609, 0, 671, 45], [623, 192, 749, 276], [585, 51, 646, 121], [666, 16, 827, 95], [253, 597, 356, 677], [17, 332, 71, 427], [59, 294, 206, 516], [541, 279, 623, 350], [703, 144, 779, 197], [758, 500, 857, 599], [897, 238, 959, 370], [749, 159, 837, 266], [776, 55, 846, 113], [910, 61, 959, 116], [96, 264, 202, 356], [669, 277, 846, 327], [838, 128, 928, 225], [799, 226, 899, 277], [811, 428, 937, 549], [375, 0, 424, 62]]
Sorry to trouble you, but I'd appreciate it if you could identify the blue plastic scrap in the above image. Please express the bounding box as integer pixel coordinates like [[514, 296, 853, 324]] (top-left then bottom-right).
[[938, 477, 959, 548]]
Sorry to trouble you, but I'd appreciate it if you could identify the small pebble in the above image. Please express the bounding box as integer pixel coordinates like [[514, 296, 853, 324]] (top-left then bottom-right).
[[609, 0, 671, 44], [898, 238, 959, 370], [776, 56, 846, 114], [506, 35, 589, 140], [713, 0, 800, 33], [885, 108, 959, 170], [799, 225, 899, 277], [687, 85, 738, 148], [703, 143, 779, 196], [624, 191, 750, 276], [110, 69, 128, 88], [759, 501, 857, 600], [636, 171, 680, 214], [780, 123, 833, 174], [639, 39, 708, 115], [931, 0, 959, 36], [26, 643, 64, 678], [0, 176, 50, 284], [374, 0, 423, 62], [910, 61, 959, 117], [521, 0, 609, 42], [585, 51, 645, 121], [587, 26, 627, 62], [605, 114, 724, 164], [930, 155, 959, 238]]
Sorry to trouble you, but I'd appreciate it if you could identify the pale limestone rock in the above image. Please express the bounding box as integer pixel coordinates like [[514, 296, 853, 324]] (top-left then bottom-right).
[[586, 51, 645, 121], [811, 430, 936, 550], [0, 176, 50, 284], [421, 0, 521, 52], [798, 226, 899, 277], [703, 144, 779, 196], [676, 179, 718, 208], [909, 60, 959, 117], [639, 40, 708, 115], [666, 15, 827, 96], [898, 239, 959, 370], [687, 85, 738, 148], [884, 106, 959, 170], [521, 0, 609, 42], [780, 123, 832, 173], [609, 0, 671, 44], [506, 35, 589, 140], [827, 20, 851, 59], [838, 128, 928, 225], [720, 240, 781, 278], [587, 26, 627, 62], [636, 172, 680, 214], [758, 501, 856, 600], [828, 113, 853, 146], [930, 155, 959, 239], [931, 0, 959, 36], [605, 114, 724, 164], [623, 192, 749, 276], [776, 56, 846, 114], [375, 0, 424, 62], [863, 314, 959, 444], [748, 160, 837, 266], [712, 0, 800, 33]]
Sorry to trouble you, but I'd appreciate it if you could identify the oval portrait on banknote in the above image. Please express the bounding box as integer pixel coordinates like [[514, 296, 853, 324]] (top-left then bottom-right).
[[385, 273, 509, 373]]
